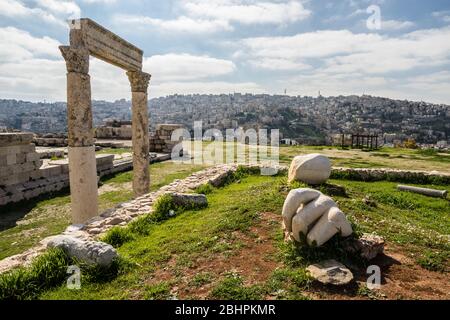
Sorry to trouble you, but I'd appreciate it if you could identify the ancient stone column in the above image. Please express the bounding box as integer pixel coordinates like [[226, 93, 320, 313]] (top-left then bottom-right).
[[127, 71, 151, 196], [60, 45, 98, 224]]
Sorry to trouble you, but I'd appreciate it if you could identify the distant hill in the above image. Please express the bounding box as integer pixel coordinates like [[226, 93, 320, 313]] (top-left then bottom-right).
[[1, 94, 449, 143]]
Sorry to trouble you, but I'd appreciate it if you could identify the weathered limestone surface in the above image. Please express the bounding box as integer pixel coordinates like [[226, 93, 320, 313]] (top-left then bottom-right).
[[60, 18, 152, 214], [68, 146, 99, 224], [0, 164, 287, 273], [128, 71, 151, 196], [71, 18, 143, 71], [397, 184, 448, 198], [170, 192, 208, 209], [150, 124, 184, 154], [344, 233, 385, 260], [0, 133, 33, 147], [282, 188, 352, 246], [47, 235, 117, 267], [288, 154, 331, 185], [307, 260, 354, 285]]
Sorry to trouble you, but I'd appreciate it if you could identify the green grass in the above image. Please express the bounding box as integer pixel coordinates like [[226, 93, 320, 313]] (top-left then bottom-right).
[[144, 281, 172, 300], [96, 148, 131, 155], [36, 170, 449, 300], [39, 174, 285, 299], [278, 145, 450, 173], [210, 273, 264, 300], [0, 162, 208, 261], [0, 248, 70, 300]]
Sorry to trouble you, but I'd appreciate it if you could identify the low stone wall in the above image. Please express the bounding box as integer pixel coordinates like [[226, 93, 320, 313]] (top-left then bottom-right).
[[331, 167, 450, 185], [0, 154, 114, 206], [33, 134, 68, 147], [96, 126, 132, 140]]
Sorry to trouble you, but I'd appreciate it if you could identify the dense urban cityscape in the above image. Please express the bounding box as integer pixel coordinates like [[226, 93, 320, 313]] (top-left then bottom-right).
[[1, 94, 449, 146]]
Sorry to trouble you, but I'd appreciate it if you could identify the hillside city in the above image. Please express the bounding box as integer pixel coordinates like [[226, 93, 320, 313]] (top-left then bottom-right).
[[1, 94, 449, 146]]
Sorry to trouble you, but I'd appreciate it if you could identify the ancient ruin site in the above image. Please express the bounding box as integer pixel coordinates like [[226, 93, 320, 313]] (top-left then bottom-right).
[[0, 1, 449, 310]]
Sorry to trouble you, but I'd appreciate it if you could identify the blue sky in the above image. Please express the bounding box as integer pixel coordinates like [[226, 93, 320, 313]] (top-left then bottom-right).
[[1, 0, 450, 104]]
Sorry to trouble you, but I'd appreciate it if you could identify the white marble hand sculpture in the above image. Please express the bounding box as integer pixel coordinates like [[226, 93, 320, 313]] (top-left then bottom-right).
[[282, 188, 352, 246]]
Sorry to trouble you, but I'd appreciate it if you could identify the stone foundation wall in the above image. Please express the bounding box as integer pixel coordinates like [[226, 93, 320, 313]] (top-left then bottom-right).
[[149, 124, 183, 154], [33, 134, 68, 147], [331, 167, 450, 185], [0, 133, 42, 186], [95, 126, 132, 140], [0, 151, 115, 207]]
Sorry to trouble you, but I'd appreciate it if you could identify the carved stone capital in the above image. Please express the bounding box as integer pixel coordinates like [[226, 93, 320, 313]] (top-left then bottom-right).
[[127, 71, 151, 92], [59, 46, 89, 74]]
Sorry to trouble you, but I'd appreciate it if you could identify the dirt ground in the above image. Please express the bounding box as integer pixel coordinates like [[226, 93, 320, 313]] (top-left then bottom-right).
[[143, 211, 450, 300]]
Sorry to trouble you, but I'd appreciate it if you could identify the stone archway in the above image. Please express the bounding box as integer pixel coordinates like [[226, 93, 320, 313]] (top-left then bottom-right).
[[60, 18, 151, 224]]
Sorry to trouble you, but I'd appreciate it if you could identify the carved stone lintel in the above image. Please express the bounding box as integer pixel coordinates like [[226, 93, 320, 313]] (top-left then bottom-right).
[[59, 45, 89, 74], [127, 71, 151, 93]]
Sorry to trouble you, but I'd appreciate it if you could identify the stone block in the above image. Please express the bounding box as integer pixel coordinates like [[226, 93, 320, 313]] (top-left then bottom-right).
[[6, 154, 16, 166], [26, 152, 40, 162], [0, 133, 34, 147]]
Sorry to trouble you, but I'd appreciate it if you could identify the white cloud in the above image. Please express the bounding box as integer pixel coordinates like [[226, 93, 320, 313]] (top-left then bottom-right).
[[0, 26, 245, 101], [114, 14, 232, 34], [36, 0, 80, 17], [381, 19, 415, 31], [240, 27, 450, 74], [432, 10, 450, 23], [248, 58, 310, 71], [144, 53, 236, 82], [114, 1, 310, 34], [0, 0, 67, 26], [0, 27, 61, 62], [183, 0, 311, 25], [239, 26, 450, 103], [82, 0, 116, 3]]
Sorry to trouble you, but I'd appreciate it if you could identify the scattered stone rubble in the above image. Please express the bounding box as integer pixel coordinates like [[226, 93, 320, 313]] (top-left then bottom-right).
[[343, 233, 385, 260]]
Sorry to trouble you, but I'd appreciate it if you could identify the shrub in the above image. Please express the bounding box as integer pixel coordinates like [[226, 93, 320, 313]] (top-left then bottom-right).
[[0, 248, 69, 300], [101, 227, 134, 248], [152, 194, 178, 222], [128, 214, 154, 236], [195, 183, 215, 195], [0, 248, 130, 300]]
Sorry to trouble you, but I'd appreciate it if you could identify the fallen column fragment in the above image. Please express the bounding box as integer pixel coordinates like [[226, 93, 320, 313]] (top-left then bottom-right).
[[397, 184, 447, 198]]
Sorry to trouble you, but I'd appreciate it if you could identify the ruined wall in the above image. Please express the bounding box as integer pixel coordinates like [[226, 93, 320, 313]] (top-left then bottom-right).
[[149, 124, 183, 154], [0, 133, 42, 186], [96, 122, 183, 154], [0, 133, 115, 207]]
